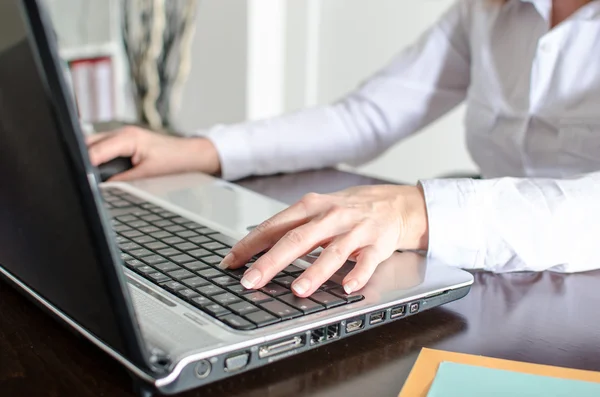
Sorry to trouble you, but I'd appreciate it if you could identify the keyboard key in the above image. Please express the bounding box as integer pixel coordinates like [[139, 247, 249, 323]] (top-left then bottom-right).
[[227, 284, 251, 294], [204, 241, 226, 251], [154, 220, 174, 228], [200, 255, 222, 266], [165, 225, 186, 233], [214, 248, 230, 257], [164, 236, 185, 245], [244, 310, 279, 326], [212, 276, 238, 287], [114, 225, 132, 233], [188, 248, 211, 258], [181, 261, 208, 271], [309, 291, 345, 308], [176, 230, 198, 239], [116, 215, 137, 222], [174, 242, 199, 251], [140, 214, 162, 222], [260, 300, 301, 320], [329, 288, 364, 303], [188, 236, 211, 245], [147, 272, 171, 284], [171, 217, 189, 224], [212, 292, 241, 306], [182, 276, 210, 289], [120, 242, 141, 251], [156, 248, 183, 257], [273, 276, 296, 288], [112, 200, 131, 208], [279, 294, 324, 314], [131, 209, 151, 217], [283, 265, 304, 275], [120, 252, 134, 261], [224, 267, 247, 279], [191, 296, 212, 308], [150, 231, 173, 239], [141, 255, 167, 265], [132, 235, 156, 244], [198, 268, 222, 279], [129, 220, 149, 229], [183, 222, 204, 230], [208, 233, 236, 246], [156, 210, 178, 219], [153, 261, 180, 272], [176, 288, 199, 300], [221, 314, 255, 330], [121, 230, 143, 238], [135, 265, 156, 276], [245, 291, 272, 304], [170, 254, 195, 264], [163, 281, 186, 292], [196, 284, 226, 297], [228, 301, 259, 315], [261, 283, 289, 297], [168, 269, 194, 280], [141, 203, 159, 210], [125, 259, 145, 268], [145, 241, 168, 250], [205, 304, 230, 318], [116, 236, 130, 244], [317, 280, 340, 291], [130, 248, 154, 258], [139, 226, 160, 234]]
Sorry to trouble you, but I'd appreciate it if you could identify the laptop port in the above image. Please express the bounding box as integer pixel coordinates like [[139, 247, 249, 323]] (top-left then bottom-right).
[[326, 324, 340, 340], [194, 359, 211, 379], [369, 311, 385, 325], [390, 304, 406, 319], [409, 301, 420, 314], [258, 335, 304, 358], [345, 317, 365, 333], [310, 327, 326, 345], [224, 352, 250, 372]]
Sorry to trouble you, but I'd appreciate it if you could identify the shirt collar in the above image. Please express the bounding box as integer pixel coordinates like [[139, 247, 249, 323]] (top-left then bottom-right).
[[515, 0, 600, 21]]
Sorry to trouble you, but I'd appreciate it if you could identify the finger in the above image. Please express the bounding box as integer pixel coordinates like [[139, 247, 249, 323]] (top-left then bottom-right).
[[221, 193, 326, 269], [88, 131, 137, 166], [342, 245, 389, 294], [238, 217, 345, 290], [85, 131, 112, 146], [291, 230, 365, 297]]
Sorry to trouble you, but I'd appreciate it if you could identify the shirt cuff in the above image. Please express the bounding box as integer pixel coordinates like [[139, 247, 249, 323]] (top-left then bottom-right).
[[418, 178, 486, 269], [194, 124, 256, 181]]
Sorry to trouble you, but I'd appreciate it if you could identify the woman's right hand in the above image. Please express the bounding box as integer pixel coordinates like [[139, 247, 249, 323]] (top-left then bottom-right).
[[86, 126, 221, 181]]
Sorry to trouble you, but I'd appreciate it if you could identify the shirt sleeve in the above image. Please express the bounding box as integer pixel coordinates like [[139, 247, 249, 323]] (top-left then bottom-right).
[[419, 171, 600, 273], [198, 0, 473, 181]]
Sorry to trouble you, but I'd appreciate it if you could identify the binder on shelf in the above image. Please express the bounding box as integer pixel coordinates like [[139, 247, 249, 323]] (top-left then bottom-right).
[[68, 56, 115, 123]]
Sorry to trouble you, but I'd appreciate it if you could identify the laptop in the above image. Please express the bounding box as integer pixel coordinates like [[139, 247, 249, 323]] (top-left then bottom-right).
[[0, 1, 474, 395]]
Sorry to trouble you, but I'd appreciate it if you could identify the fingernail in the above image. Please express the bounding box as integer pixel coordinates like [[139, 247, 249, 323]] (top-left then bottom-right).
[[343, 279, 358, 294], [292, 278, 311, 295], [241, 268, 262, 289], [218, 253, 234, 269]]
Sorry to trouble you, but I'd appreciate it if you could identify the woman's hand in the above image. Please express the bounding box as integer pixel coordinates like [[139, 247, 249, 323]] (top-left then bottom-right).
[[220, 185, 429, 297], [86, 126, 221, 181]]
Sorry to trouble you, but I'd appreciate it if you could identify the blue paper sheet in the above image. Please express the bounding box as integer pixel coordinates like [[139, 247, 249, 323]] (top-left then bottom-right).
[[427, 361, 600, 397]]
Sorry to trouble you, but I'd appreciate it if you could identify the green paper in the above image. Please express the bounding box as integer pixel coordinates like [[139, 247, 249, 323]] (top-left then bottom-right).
[[427, 361, 600, 397]]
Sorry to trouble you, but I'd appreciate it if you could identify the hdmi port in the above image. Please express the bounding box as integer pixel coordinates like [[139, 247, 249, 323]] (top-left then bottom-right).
[[258, 335, 305, 358]]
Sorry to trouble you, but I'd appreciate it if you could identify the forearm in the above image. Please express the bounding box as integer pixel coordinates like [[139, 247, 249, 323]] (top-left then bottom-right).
[[420, 172, 600, 273]]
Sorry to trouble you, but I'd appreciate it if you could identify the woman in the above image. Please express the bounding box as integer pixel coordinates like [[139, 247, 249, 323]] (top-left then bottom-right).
[[87, 0, 600, 298]]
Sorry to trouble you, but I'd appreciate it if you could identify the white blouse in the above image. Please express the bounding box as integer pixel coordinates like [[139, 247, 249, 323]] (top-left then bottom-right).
[[203, 0, 600, 273]]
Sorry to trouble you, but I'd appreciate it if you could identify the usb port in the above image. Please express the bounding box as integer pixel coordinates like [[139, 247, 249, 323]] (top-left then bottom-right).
[[390, 304, 406, 319], [369, 311, 385, 325], [345, 317, 365, 333], [326, 324, 340, 340]]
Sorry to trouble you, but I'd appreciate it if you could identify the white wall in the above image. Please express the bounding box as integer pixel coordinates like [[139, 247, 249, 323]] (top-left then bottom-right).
[[307, 0, 477, 183]]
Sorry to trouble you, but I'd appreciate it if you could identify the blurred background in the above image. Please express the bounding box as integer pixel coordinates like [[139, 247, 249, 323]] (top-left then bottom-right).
[[45, 0, 477, 184]]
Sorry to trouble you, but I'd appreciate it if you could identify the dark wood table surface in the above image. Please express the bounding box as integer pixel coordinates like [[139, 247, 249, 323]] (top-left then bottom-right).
[[3, 168, 600, 397]]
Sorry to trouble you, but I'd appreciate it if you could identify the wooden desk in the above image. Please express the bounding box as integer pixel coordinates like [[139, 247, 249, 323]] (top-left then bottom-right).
[[3, 169, 600, 397]]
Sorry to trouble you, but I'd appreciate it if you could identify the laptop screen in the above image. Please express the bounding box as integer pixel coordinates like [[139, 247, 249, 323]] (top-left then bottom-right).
[[0, 0, 147, 369]]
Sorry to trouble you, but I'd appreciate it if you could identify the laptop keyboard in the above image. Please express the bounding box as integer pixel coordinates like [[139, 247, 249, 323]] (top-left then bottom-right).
[[101, 187, 364, 330]]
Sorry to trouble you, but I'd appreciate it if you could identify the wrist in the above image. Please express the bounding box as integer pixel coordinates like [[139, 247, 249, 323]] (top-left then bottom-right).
[[185, 137, 221, 175], [400, 184, 429, 251]]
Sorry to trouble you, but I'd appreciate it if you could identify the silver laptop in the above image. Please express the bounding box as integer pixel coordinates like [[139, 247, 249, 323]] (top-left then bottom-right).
[[0, 1, 474, 395]]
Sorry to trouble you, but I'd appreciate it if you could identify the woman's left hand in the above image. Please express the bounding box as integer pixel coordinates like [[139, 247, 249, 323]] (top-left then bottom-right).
[[220, 184, 430, 297]]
